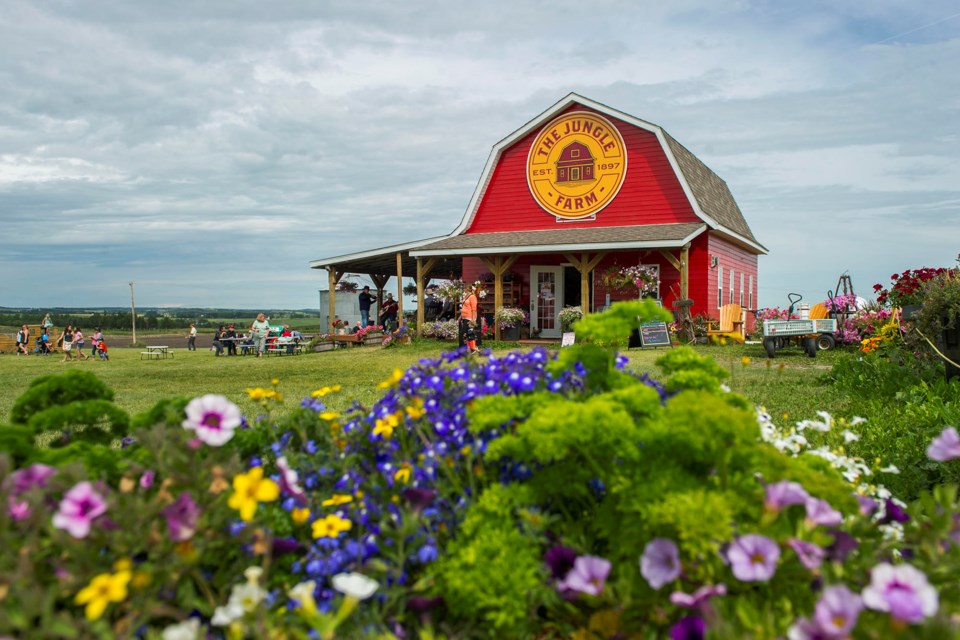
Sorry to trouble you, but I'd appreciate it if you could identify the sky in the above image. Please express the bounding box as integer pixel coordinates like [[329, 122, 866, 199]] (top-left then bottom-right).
[[2, 0, 958, 311]]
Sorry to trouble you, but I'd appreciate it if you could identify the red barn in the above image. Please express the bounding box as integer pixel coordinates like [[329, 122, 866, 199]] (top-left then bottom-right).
[[311, 94, 766, 339]]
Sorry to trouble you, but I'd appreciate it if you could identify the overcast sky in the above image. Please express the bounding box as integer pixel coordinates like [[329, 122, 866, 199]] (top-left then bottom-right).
[[2, 0, 958, 311]]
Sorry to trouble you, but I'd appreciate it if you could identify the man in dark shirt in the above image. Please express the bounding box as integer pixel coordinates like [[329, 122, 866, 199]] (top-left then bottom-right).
[[358, 286, 377, 327]]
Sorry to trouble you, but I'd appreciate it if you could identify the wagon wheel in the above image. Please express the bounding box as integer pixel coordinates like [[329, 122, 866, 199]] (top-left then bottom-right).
[[803, 337, 817, 358], [763, 337, 777, 358], [816, 334, 836, 351]]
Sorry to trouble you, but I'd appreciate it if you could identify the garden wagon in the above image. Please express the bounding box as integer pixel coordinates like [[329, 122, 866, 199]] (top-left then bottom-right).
[[761, 293, 838, 358]]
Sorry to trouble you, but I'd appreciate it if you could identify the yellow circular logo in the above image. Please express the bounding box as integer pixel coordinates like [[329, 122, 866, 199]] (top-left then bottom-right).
[[527, 112, 627, 220]]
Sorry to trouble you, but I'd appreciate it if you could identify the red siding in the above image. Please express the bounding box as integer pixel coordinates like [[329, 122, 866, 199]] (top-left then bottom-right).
[[705, 234, 759, 333], [465, 105, 701, 233]]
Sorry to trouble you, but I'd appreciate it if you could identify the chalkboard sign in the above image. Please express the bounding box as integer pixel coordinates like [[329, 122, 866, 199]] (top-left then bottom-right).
[[561, 332, 576, 347], [638, 321, 672, 348]]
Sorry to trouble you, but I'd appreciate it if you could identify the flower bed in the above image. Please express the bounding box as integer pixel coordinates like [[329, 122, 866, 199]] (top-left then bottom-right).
[[4, 300, 960, 638]]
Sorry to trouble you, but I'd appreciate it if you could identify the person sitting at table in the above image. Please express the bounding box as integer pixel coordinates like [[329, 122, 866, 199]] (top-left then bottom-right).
[[238, 331, 254, 355], [224, 325, 238, 356], [212, 325, 226, 357]]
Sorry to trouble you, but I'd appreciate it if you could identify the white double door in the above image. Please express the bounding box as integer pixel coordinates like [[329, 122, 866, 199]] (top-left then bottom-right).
[[530, 266, 564, 339]]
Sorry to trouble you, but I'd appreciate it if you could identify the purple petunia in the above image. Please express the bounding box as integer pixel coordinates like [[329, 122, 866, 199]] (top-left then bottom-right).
[[764, 480, 809, 512], [161, 491, 200, 542], [7, 463, 56, 495], [787, 538, 826, 570], [640, 538, 681, 590], [670, 616, 706, 640], [804, 498, 843, 528], [878, 498, 910, 525], [544, 545, 578, 581], [726, 534, 780, 582], [813, 585, 863, 636], [670, 584, 727, 611], [862, 563, 938, 623], [181, 394, 242, 446], [52, 481, 107, 539], [557, 555, 611, 596], [927, 426, 960, 461]]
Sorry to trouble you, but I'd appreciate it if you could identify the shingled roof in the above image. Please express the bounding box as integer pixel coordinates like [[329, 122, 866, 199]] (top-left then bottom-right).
[[412, 223, 705, 256], [662, 132, 759, 245]]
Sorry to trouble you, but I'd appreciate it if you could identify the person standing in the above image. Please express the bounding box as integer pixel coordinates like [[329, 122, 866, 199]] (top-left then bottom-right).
[[250, 313, 271, 358], [73, 327, 90, 360], [58, 325, 75, 362], [186, 323, 197, 351], [16, 325, 29, 355], [459, 285, 481, 355], [42, 314, 53, 331], [91, 327, 103, 359], [358, 286, 377, 327]]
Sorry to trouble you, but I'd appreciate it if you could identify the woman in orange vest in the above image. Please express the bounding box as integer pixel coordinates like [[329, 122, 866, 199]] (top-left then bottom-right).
[[460, 284, 480, 355]]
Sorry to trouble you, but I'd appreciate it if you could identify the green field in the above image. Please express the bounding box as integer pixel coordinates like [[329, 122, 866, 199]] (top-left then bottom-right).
[[0, 340, 849, 426]]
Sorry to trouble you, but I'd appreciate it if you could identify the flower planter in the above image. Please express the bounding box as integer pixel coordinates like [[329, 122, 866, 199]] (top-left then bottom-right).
[[314, 342, 335, 353], [501, 326, 520, 341]]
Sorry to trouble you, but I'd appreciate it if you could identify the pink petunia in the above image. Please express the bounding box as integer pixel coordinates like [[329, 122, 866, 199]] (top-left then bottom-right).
[[52, 481, 107, 539], [276, 457, 307, 505], [182, 394, 242, 446]]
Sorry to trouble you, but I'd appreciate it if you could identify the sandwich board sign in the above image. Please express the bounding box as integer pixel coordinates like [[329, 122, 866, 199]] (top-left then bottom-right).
[[638, 321, 671, 349]]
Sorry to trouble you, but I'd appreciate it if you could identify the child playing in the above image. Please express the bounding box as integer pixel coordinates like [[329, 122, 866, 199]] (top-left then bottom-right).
[[97, 340, 110, 361]]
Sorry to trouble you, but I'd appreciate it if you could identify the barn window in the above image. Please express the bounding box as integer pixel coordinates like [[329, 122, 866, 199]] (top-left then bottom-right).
[[739, 273, 745, 307], [729, 269, 735, 308], [748, 275, 754, 310], [717, 266, 723, 308]]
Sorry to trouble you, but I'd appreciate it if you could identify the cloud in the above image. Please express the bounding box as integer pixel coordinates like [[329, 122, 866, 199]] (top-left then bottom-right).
[[0, 0, 957, 309]]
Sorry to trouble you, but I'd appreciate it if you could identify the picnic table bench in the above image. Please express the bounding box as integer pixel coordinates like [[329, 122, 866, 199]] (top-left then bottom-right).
[[141, 346, 173, 360]]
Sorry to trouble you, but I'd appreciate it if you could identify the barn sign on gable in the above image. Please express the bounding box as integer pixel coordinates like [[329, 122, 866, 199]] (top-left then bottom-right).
[[526, 111, 627, 220]]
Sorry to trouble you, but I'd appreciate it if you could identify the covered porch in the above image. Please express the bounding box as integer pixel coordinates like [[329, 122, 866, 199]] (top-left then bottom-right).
[[311, 223, 702, 341]]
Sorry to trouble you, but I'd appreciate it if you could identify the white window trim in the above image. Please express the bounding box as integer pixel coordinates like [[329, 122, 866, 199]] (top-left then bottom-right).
[[748, 275, 754, 310], [717, 266, 723, 309], [739, 273, 745, 307], [729, 269, 735, 308]]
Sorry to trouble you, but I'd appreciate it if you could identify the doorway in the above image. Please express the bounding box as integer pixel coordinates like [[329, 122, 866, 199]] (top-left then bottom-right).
[[530, 266, 564, 339]]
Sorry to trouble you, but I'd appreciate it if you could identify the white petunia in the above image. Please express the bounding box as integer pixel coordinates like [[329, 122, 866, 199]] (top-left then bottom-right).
[[332, 572, 379, 600]]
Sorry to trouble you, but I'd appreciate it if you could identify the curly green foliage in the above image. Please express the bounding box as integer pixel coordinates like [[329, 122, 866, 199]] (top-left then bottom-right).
[[32, 441, 127, 482], [10, 369, 114, 424], [26, 399, 130, 445], [0, 424, 38, 467], [655, 346, 729, 393], [572, 299, 673, 345], [131, 397, 190, 431], [436, 484, 550, 637]]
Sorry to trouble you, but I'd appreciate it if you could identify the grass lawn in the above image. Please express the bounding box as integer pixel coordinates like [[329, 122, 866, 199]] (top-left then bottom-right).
[[0, 338, 854, 426]]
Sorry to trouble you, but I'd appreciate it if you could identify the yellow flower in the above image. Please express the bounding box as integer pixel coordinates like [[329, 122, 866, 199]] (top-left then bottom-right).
[[311, 385, 342, 398], [271, 378, 280, 386], [319, 411, 339, 421], [394, 464, 411, 484], [373, 413, 400, 439], [377, 368, 404, 389], [228, 467, 280, 522], [311, 514, 352, 539], [740, 356, 751, 367], [247, 387, 282, 402], [75, 570, 131, 621], [405, 399, 426, 420], [321, 494, 354, 508], [291, 507, 311, 524]]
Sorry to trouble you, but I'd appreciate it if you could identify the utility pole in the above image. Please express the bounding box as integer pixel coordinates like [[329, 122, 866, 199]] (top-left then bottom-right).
[[129, 281, 136, 345]]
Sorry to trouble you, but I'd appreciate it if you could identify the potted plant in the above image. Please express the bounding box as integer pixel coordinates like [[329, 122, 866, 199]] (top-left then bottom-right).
[[331, 318, 348, 335], [494, 307, 527, 341], [558, 306, 583, 333], [600, 265, 659, 298], [311, 334, 335, 352], [356, 324, 385, 345]]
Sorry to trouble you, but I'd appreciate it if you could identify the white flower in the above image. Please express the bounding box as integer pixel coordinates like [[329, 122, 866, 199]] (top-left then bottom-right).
[[289, 580, 317, 603], [243, 566, 263, 585], [162, 618, 202, 640], [879, 465, 901, 474], [211, 601, 243, 626], [332, 572, 379, 600], [842, 430, 860, 443], [229, 581, 266, 613]]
